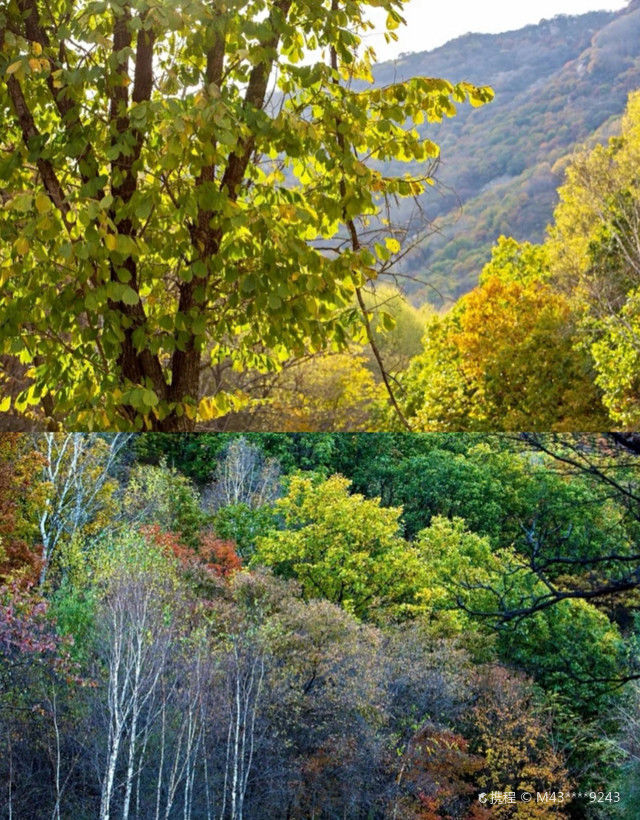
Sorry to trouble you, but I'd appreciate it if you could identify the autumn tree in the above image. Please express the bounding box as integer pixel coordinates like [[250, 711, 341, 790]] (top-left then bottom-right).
[[265, 595, 386, 817], [466, 666, 573, 818], [238, 349, 386, 432], [546, 91, 640, 426], [142, 523, 242, 587], [0, 581, 80, 819], [122, 458, 206, 547], [34, 433, 129, 586], [0, 0, 492, 431], [0, 433, 43, 583], [399, 238, 608, 431], [205, 436, 281, 510]]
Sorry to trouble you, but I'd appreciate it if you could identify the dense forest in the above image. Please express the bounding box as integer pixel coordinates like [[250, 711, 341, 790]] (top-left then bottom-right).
[[393, 89, 640, 433], [201, 86, 640, 434], [5, 2, 640, 817], [3, 432, 640, 818]]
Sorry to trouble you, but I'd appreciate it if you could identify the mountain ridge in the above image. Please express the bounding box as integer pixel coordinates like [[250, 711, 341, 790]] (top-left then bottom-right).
[[372, 3, 640, 304]]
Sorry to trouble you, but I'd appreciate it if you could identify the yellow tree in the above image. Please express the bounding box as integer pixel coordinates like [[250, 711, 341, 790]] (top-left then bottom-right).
[[400, 238, 608, 431], [548, 92, 640, 425]]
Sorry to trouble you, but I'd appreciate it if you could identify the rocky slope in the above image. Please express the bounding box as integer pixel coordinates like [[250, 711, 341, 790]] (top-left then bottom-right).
[[377, 3, 640, 303]]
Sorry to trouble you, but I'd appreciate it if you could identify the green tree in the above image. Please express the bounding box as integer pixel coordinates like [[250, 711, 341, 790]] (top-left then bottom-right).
[[123, 460, 206, 547], [412, 515, 500, 643], [0, 0, 491, 431], [498, 597, 625, 714], [547, 91, 640, 426], [251, 473, 424, 620]]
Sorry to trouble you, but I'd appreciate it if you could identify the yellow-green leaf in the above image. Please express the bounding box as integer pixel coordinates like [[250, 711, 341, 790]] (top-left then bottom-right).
[[35, 193, 51, 214], [14, 237, 30, 255]]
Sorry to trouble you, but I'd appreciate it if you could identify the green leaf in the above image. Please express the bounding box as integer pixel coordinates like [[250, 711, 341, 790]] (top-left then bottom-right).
[[134, 198, 153, 221], [379, 311, 396, 332], [35, 193, 51, 214], [141, 388, 159, 408], [9, 193, 33, 213], [120, 286, 139, 306]]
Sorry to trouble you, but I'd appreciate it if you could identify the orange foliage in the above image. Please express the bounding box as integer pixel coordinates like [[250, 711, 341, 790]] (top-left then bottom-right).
[[396, 667, 572, 819], [468, 666, 573, 818]]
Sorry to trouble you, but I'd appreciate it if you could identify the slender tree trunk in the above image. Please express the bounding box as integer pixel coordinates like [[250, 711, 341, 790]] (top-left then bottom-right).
[[100, 730, 120, 820], [101, 603, 127, 820], [220, 703, 232, 820], [155, 698, 166, 820], [230, 653, 241, 820], [203, 728, 212, 820], [163, 717, 185, 820], [51, 689, 62, 820], [240, 656, 264, 813], [122, 696, 140, 820], [7, 731, 13, 820]]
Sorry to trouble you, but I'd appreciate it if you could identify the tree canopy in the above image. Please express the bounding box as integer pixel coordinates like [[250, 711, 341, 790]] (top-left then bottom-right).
[[0, 0, 491, 431]]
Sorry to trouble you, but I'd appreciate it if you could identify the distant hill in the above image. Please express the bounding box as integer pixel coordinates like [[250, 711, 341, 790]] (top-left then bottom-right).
[[375, 3, 640, 305]]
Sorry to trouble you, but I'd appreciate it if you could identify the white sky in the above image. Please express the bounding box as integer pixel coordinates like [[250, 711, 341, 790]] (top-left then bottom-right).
[[366, 0, 628, 61]]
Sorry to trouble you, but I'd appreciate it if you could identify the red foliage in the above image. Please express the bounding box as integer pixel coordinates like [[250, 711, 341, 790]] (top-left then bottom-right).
[[198, 530, 243, 578], [399, 724, 485, 819], [0, 582, 58, 656], [141, 525, 242, 579], [0, 434, 42, 585], [0, 582, 85, 695]]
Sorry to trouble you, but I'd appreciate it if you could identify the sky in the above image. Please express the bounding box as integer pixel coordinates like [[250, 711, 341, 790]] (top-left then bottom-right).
[[366, 0, 628, 62]]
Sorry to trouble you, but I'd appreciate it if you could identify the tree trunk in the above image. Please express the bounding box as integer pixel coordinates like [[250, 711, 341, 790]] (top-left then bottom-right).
[[151, 348, 201, 431]]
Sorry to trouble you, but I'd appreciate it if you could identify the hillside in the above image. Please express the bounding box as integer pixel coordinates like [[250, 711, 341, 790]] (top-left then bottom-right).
[[375, 3, 640, 304]]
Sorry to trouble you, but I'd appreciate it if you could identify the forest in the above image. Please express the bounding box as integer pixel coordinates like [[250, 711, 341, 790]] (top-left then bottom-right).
[[5, 1, 640, 817], [3, 432, 640, 818]]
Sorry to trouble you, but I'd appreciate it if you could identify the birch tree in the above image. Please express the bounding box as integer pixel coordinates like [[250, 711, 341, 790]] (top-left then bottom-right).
[[94, 532, 176, 820], [35, 433, 130, 586]]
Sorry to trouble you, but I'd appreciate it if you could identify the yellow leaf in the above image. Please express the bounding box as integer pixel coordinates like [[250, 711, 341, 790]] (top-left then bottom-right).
[[386, 12, 401, 31], [0, 396, 10, 413], [6, 61, 22, 76], [105, 234, 117, 251], [198, 397, 221, 421], [385, 237, 401, 254], [32, 42, 43, 56]]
